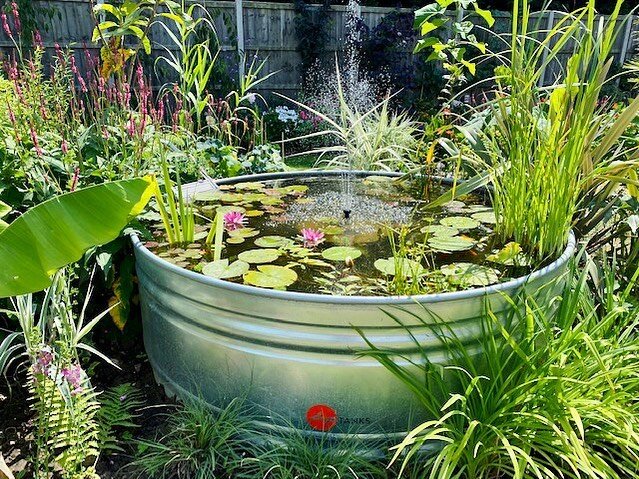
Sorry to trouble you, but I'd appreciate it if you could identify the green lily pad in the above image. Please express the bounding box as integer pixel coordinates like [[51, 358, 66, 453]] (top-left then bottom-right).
[[193, 230, 208, 241], [427, 236, 475, 252], [243, 265, 298, 289], [228, 228, 260, 239], [216, 205, 246, 214], [235, 181, 265, 191], [471, 211, 497, 224], [323, 225, 345, 235], [440, 216, 480, 230], [193, 191, 221, 202], [299, 258, 333, 268], [420, 225, 459, 237], [219, 192, 245, 203], [202, 259, 250, 279], [374, 257, 425, 277], [245, 210, 264, 217], [440, 263, 499, 286], [321, 246, 362, 262], [254, 235, 295, 248], [226, 237, 245, 244], [238, 248, 281, 264], [282, 184, 309, 194], [260, 197, 283, 206]]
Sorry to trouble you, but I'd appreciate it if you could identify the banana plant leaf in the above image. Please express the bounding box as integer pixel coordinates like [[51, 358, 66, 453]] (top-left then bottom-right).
[[0, 177, 154, 298]]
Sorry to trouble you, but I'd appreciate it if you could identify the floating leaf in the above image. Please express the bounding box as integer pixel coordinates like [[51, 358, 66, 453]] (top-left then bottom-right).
[[374, 257, 425, 277], [245, 210, 264, 217], [243, 265, 298, 288], [228, 228, 260, 239], [193, 230, 208, 241], [238, 248, 281, 264], [321, 225, 344, 235], [282, 184, 309, 194], [254, 235, 295, 248], [300, 258, 333, 268], [321, 246, 362, 261], [440, 262, 499, 286], [203, 259, 250, 279], [427, 236, 475, 252], [236, 181, 265, 191], [227, 237, 245, 244], [421, 225, 459, 237], [471, 211, 497, 224], [216, 205, 245, 214], [440, 216, 479, 230], [260, 197, 283, 206], [219, 192, 245, 203]]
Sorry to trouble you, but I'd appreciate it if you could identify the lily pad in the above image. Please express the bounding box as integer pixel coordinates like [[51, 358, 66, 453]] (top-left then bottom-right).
[[323, 225, 345, 235], [299, 258, 333, 268], [216, 205, 246, 214], [228, 228, 260, 239], [471, 211, 497, 225], [193, 230, 209, 241], [243, 265, 298, 289], [427, 236, 475, 252], [219, 192, 245, 203], [321, 246, 362, 262], [202, 259, 250, 279], [238, 248, 281, 264], [420, 225, 459, 237], [374, 257, 425, 277], [254, 235, 295, 248], [282, 184, 309, 195], [440, 263, 499, 286], [245, 210, 264, 217], [440, 216, 480, 230], [227, 237, 245, 244], [236, 181, 265, 191]]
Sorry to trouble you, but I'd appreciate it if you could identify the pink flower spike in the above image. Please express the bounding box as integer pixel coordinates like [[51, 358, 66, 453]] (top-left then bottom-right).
[[301, 228, 325, 248], [223, 211, 246, 231]]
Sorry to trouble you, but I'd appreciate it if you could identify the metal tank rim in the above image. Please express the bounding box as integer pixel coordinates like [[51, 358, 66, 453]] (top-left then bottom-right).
[[130, 169, 577, 305]]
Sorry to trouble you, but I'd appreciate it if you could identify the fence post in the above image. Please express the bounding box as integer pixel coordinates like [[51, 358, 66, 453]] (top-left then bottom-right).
[[235, 0, 245, 82], [618, 16, 634, 66]]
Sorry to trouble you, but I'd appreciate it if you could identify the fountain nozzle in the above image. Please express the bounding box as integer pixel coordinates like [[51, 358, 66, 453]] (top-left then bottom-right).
[[343, 209, 352, 220]]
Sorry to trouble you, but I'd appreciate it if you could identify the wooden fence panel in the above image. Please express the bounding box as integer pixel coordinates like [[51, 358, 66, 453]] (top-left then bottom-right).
[[4, 1, 636, 95]]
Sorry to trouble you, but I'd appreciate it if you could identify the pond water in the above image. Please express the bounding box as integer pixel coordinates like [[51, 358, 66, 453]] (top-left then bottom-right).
[[144, 175, 534, 295]]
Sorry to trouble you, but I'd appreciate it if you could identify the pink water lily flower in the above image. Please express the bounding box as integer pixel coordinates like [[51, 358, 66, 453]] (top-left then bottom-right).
[[301, 228, 325, 248], [223, 211, 246, 231]]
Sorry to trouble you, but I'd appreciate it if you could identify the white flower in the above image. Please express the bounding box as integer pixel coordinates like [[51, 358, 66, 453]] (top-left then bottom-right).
[[246, 93, 256, 104], [275, 105, 298, 123]]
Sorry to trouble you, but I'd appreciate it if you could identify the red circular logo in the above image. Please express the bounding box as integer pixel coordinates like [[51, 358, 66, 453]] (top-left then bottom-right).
[[306, 404, 338, 432]]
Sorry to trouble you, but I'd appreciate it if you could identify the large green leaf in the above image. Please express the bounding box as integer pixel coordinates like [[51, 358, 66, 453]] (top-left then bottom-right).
[[0, 178, 154, 298]]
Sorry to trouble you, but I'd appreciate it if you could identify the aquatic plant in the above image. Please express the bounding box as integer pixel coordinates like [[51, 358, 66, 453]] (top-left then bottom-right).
[[362, 259, 639, 478], [300, 227, 325, 248], [444, 0, 639, 262], [223, 211, 247, 232]]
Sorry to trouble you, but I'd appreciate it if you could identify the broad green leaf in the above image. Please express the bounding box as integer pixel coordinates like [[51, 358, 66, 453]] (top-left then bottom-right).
[[473, 4, 495, 27], [440, 216, 480, 230], [322, 246, 362, 262], [471, 211, 496, 224], [441, 262, 499, 286], [202, 259, 250, 279], [374, 258, 425, 277], [243, 265, 297, 289], [254, 235, 294, 248], [237, 248, 280, 264], [421, 225, 459, 237], [0, 178, 154, 298], [486, 242, 526, 266], [427, 236, 475, 252]]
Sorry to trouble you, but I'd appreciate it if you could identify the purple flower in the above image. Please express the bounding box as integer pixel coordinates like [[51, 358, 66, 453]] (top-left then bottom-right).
[[61, 363, 84, 395], [223, 211, 246, 231], [301, 228, 325, 248], [33, 347, 54, 376]]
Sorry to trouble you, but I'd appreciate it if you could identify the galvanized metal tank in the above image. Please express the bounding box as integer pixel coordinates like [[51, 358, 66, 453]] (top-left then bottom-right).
[[132, 171, 576, 446]]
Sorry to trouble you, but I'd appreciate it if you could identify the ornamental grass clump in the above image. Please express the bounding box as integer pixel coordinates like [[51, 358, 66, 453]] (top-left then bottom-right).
[[362, 258, 639, 478], [467, 0, 639, 261]]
